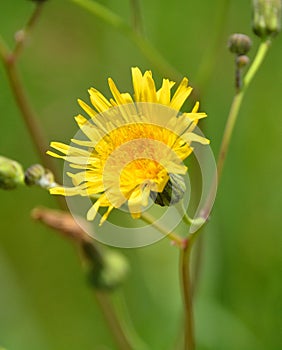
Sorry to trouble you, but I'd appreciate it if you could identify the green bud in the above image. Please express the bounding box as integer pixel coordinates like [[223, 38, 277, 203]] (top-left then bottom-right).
[[252, 0, 282, 37], [151, 173, 186, 207], [85, 243, 129, 291], [24, 164, 55, 188], [228, 33, 252, 55], [0, 156, 24, 190]]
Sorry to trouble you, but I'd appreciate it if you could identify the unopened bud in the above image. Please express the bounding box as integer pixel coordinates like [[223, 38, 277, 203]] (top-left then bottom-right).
[[151, 173, 186, 207], [0, 156, 24, 190], [236, 55, 250, 68], [252, 0, 282, 37], [24, 164, 55, 189], [228, 33, 252, 55], [85, 245, 129, 290]]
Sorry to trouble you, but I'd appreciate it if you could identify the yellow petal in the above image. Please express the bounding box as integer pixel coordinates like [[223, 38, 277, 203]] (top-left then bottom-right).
[[170, 77, 192, 110], [78, 99, 96, 118], [181, 132, 210, 145], [49, 185, 87, 196], [74, 114, 101, 141], [128, 184, 151, 219], [141, 70, 157, 102], [88, 87, 112, 113], [99, 206, 114, 226], [87, 194, 111, 221], [156, 78, 174, 105], [108, 78, 133, 105], [131, 67, 143, 102], [50, 142, 91, 157]]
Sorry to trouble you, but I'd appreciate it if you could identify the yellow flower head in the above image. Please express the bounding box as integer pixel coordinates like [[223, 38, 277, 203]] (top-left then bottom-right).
[[47, 67, 209, 225]]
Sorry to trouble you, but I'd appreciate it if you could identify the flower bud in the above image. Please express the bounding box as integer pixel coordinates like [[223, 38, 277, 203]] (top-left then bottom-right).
[[85, 244, 129, 290], [0, 156, 24, 190], [228, 34, 252, 55], [151, 173, 186, 207], [236, 55, 250, 68], [252, 0, 282, 37], [24, 164, 55, 189]]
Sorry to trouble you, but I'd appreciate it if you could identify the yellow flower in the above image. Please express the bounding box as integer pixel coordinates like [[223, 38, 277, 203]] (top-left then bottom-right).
[[47, 67, 209, 224]]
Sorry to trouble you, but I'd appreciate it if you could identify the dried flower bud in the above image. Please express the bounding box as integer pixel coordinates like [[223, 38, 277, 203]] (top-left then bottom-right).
[[252, 0, 282, 37], [151, 173, 186, 207], [32, 206, 129, 291], [31, 207, 92, 243], [0, 156, 24, 190], [228, 34, 252, 55], [24, 164, 55, 188]]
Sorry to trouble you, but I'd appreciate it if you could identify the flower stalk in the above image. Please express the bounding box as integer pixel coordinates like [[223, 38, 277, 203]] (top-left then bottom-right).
[[180, 238, 195, 350]]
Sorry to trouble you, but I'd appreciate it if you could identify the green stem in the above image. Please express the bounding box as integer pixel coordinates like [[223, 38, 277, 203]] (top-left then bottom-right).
[[140, 212, 184, 248], [95, 292, 133, 350], [0, 43, 59, 182], [195, 0, 230, 91], [113, 292, 149, 350], [70, 0, 181, 80], [12, 2, 45, 62], [199, 39, 271, 220], [180, 238, 195, 350], [179, 40, 271, 350], [129, 0, 143, 35]]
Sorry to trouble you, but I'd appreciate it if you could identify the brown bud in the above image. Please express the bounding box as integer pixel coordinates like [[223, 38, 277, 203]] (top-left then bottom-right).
[[228, 33, 252, 55], [236, 55, 250, 68]]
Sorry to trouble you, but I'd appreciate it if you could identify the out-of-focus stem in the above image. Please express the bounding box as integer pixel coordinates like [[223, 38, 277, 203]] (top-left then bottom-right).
[[12, 2, 45, 62], [71, 0, 181, 80], [129, 0, 143, 34], [180, 237, 195, 350], [95, 292, 134, 350], [195, 0, 231, 92], [140, 212, 185, 248]]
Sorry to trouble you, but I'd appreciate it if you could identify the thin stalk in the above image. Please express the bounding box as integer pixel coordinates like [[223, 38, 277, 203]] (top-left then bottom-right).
[[140, 212, 184, 248], [199, 39, 271, 220], [180, 238, 195, 350], [129, 0, 143, 35], [95, 292, 133, 350], [113, 292, 149, 350], [195, 0, 230, 91], [179, 38, 271, 350], [4, 61, 57, 174], [70, 0, 181, 80], [12, 2, 45, 62]]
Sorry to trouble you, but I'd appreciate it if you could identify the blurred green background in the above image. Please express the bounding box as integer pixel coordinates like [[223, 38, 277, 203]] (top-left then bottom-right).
[[0, 0, 281, 349]]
